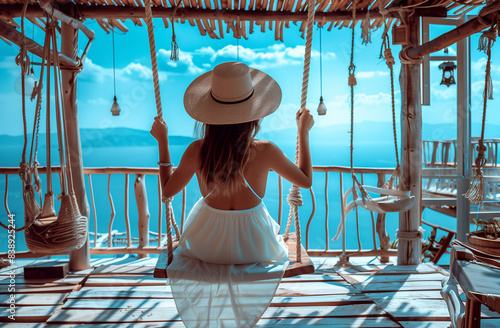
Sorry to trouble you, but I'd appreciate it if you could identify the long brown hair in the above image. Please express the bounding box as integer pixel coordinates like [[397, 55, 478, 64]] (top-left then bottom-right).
[[197, 120, 260, 195]]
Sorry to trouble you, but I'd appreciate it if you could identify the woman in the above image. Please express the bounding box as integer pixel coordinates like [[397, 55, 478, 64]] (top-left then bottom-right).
[[151, 62, 314, 328]]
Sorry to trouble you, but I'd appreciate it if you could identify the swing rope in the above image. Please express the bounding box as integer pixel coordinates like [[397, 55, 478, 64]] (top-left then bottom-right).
[[143, 0, 179, 265], [282, 0, 316, 263], [464, 13, 498, 204]]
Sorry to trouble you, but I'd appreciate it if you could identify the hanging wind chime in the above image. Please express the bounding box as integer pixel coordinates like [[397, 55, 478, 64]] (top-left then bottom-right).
[[317, 26, 327, 115], [110, 30, 121, 116]]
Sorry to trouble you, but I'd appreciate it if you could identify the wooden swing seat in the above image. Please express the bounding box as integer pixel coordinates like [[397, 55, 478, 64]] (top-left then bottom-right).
[[153, 232, 314, 279], [345, 185, 415, 215]]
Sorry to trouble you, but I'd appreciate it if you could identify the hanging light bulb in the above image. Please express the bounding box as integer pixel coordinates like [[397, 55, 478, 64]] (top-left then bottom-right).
[[317, 26, 327, 115], [110, 30, 121, 116]]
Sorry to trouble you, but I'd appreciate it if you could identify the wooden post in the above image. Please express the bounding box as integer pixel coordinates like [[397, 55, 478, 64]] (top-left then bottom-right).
[[398, 12, 422, 265], [456, 17, 471, 242], [61, 19, 91, 271], [376, 173, 390, 263], [135, 174, 150, 259]]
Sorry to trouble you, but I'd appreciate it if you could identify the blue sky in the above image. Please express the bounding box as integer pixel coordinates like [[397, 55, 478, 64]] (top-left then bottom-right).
[[0, 16, 499, 139]]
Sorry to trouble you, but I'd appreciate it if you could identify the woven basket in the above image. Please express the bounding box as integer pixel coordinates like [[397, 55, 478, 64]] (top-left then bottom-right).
[[467, 233, 500, 255]]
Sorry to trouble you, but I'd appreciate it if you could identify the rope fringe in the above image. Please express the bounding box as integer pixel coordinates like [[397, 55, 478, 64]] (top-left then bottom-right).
[[361, 10, 371, 45], [464, 169, 486, 205], [478, 27, 496, 53]]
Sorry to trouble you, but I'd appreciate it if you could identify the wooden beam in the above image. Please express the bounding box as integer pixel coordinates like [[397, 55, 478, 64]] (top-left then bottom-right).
[[0, 19, 80, 69], [0, 4, 447, 21], [407, 12, 496, 58]]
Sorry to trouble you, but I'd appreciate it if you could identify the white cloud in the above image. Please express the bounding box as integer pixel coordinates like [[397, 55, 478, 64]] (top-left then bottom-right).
[[157, 49, 205, 75], [197, 44, 336, 70], [80, 57, 163, 84], [357, 71, 389, 79], [431, 82, 456, 100], [0, 56, 23, 76]]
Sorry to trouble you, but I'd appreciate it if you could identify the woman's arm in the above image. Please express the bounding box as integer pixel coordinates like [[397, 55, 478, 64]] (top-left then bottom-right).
[[267, 109, 314, 188], [150, 116, 197, 198]]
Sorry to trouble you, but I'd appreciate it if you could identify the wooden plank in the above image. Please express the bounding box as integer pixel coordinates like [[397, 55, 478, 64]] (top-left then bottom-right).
[[0, 324, 49, 328], [338, 263, 440, 275], [256, 317, 400, 327], [0, 275, 85, 285], [85, 275, 167, 286], [0, 305, 60, 322], [356, 280, 444, 292], [68, 286, 173, 299], [365, 290, 445, 300], [0, 285, 77, 294], [47, 304, 386, 323], [271, 294, 372, 306], [0, 293, 68, 306], [91, 265, 155, 275], [276, 281, 357, 296], [281, 273, 344, 283], [399, 322, 451, 328], [373, 299, 453, 319], [346, 273, 446, 284]]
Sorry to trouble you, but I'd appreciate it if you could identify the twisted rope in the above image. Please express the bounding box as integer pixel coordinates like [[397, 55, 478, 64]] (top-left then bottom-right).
[[144, 0, 178, 265], [380, 22, 401, 186], [1, 0, 42, 232], [144, 0, 163, 121], [396, 227, 424, 241], [283, 0, 316, 263], [465, 18, 497, 205]]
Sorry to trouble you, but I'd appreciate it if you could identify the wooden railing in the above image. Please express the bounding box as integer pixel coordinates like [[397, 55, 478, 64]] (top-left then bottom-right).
[[0, 165, 401, 260]]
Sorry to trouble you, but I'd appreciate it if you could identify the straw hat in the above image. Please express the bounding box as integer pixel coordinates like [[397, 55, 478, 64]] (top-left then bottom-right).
[[184, 62, 282, 125]]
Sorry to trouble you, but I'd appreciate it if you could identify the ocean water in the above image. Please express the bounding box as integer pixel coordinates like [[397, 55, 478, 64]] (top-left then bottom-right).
[[0, 140, 454, 264]]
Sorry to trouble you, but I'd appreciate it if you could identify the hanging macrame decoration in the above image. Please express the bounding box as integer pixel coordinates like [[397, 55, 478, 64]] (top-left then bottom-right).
[[464, 17, 497, 205]]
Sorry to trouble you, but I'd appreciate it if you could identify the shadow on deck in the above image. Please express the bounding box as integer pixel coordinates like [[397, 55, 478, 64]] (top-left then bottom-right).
[[1, 256, 500, 327]]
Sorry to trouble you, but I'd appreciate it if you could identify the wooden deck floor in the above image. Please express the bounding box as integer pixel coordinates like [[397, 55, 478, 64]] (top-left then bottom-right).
[[1, 256, 500, 327]]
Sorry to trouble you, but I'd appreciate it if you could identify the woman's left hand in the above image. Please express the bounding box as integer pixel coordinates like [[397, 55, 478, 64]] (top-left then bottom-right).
[[150, 116, 168, 143]]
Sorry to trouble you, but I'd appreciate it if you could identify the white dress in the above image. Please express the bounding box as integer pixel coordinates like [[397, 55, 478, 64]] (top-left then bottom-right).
[[167, 179, 289, 328]]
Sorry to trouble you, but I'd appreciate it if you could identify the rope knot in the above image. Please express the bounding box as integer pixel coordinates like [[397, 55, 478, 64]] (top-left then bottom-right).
[[384, 48, 395, 67], [162, 195, 174, 204], [287, 185, 303, 207], [348, 73, 357, 86], [478, 27, 497, 53]]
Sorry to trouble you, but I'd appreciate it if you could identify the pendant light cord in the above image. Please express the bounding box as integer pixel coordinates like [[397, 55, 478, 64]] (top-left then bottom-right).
[[112, 30, 116, 98], [319, 27, 323, 98]]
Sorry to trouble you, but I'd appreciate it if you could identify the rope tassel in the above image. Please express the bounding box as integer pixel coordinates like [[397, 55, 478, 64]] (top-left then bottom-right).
[[170, 38, 179, 61], [478, 28, 496, 53], [464, 169, 486, 205], [486, 73, 494, 100]]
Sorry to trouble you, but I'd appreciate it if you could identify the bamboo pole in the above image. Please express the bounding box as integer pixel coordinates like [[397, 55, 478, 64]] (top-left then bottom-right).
[[0, 4, 446, 22], [407, 12, 496, 59], [0, 19, 80, 69], [61, 19, 91, 271], [397, 12, 422, 266]]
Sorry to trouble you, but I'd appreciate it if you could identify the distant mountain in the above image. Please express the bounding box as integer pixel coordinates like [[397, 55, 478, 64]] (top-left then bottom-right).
[[1, 122, 498, 151], [0, 128, 195, 149]]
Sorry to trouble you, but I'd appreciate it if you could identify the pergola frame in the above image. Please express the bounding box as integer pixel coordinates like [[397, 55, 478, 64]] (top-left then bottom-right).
[[0, 0, 495, 269]]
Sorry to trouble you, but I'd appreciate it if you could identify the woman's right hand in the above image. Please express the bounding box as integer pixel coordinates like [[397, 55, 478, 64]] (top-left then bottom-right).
[[150, 116, 168, 144], [296, 108, 314, 134]]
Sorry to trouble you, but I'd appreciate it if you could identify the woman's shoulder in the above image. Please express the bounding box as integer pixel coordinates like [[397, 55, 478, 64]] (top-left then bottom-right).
[[252, 140, 282, 155]]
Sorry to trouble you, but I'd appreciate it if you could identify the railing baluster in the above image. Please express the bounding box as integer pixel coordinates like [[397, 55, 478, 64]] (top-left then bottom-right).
[[157, 175, 162, 247], [87, 174, 98, 248], [339, 172, 346, 257], [305, 187, 316, 250], [108, 174, 115, 248], [181, 187, 186, 234], [324, 172, 330, 250], [278, 175, 282, 227], [4, 174, 10, 217], [135, 174, 150, 258], [124, 174, 132, 247]]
